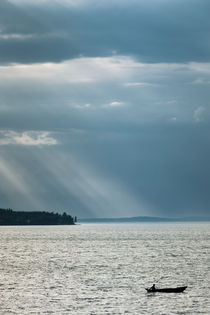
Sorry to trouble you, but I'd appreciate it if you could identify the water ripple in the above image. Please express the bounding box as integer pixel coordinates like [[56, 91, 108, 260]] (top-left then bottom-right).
[[0, 223, 209, 314]]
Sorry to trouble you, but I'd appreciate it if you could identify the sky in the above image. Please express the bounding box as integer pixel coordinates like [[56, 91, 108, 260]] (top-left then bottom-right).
[[0, 0, 210, 218]]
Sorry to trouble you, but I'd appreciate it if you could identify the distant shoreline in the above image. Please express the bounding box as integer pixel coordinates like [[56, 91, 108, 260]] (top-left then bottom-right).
[[79, 216, 210, 223]]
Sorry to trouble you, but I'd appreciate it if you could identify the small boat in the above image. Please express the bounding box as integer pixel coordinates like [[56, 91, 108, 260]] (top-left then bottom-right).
[[146, 286, 187, 293]]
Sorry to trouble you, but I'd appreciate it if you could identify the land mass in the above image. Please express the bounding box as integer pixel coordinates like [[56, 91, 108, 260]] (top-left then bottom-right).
[[0, 208, 75, 225], [79, 216, 210, 223]]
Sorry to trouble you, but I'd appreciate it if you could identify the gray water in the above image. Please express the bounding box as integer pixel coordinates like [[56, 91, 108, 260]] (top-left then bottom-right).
[[0, 223, 209, 314]]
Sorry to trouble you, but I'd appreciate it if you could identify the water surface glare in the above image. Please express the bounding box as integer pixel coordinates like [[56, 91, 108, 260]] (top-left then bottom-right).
[[0, 223, 209, 314]]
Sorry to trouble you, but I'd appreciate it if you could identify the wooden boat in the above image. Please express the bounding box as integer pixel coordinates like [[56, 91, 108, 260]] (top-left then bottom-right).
[[146, 286, 187, 293]]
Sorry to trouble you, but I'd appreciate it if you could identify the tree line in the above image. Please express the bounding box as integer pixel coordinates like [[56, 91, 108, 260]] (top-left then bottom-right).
[[0, 208, 76, 225]]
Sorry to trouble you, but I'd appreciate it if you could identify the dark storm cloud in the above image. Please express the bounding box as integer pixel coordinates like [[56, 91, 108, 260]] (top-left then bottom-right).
[[0, 0, 210, 64]]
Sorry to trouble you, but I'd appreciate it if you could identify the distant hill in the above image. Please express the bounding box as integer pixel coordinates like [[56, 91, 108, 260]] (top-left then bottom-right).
[[0, 208, 75, 225], [79, 216, 210, 223]]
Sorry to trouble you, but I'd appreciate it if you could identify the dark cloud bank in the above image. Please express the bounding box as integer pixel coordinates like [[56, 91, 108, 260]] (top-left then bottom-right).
[[0, 0, 210, 64]]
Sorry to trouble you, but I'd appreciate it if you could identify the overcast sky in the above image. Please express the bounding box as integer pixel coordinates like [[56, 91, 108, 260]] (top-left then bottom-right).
[[0, 0, 210, 218]]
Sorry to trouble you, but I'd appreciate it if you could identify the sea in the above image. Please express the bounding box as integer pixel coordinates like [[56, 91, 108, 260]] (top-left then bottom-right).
[[0, 222, 209, 314]]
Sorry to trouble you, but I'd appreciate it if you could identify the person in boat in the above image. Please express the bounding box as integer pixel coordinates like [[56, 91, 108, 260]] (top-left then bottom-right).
[[150, 284, 156, 291]]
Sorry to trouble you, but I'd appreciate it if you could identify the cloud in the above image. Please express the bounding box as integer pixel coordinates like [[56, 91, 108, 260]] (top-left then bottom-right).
[[74, 103, 91, 109], [0, 56, 210, 132], [0, 0, 210, 64], [0, 59, 96, 83], [0, 130, 58, 146], [192, 78, 210, 85], [0, 33, 34, 40], [124, 82, 152, 87], [193, 106, 206, 122], [8, 0, 86, 6], [1, 56, 208, 88], [109, 101, 125, 107], [189, 63, 210, 74]]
